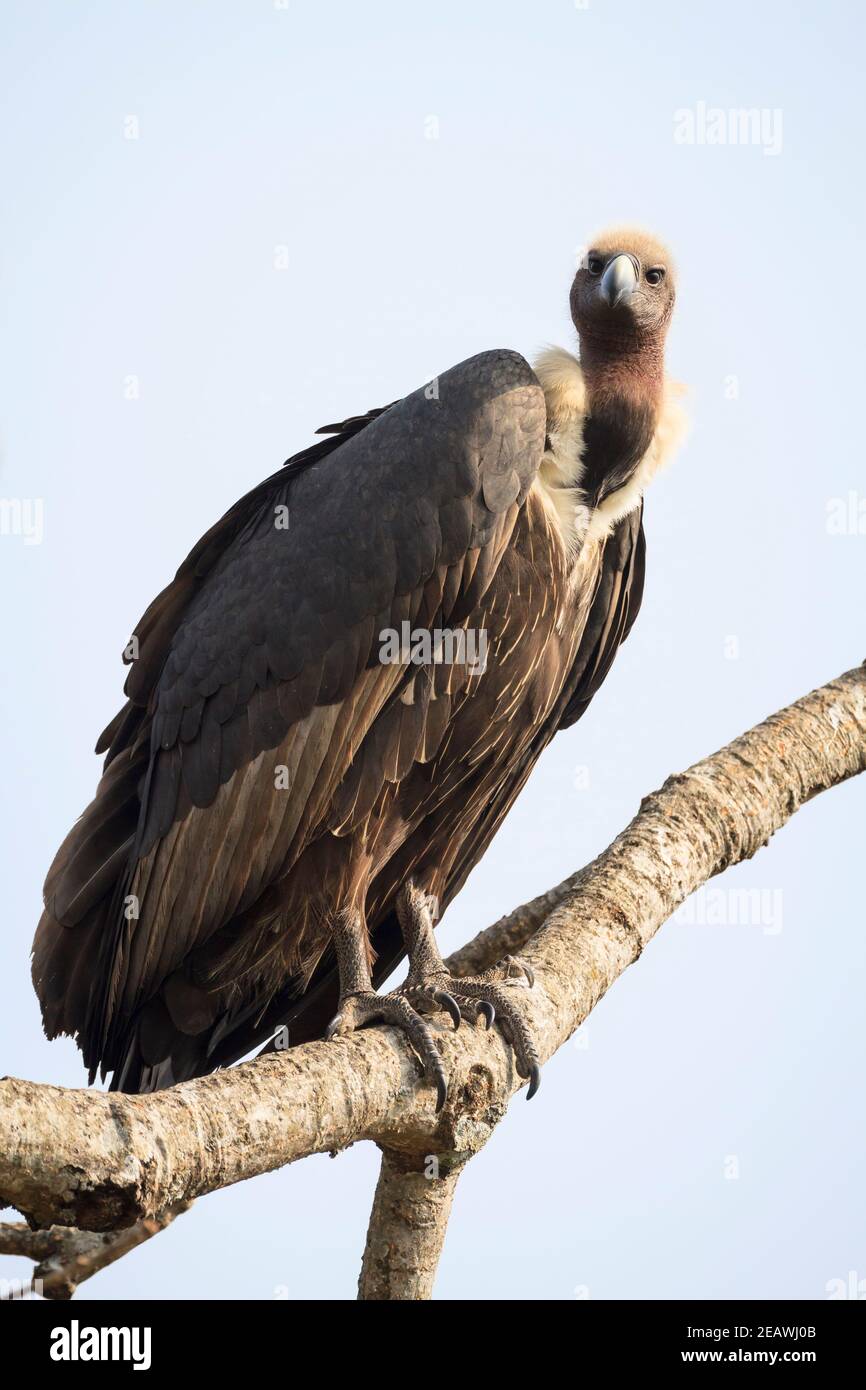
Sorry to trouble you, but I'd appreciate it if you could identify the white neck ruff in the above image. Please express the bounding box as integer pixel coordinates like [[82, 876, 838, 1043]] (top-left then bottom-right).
[[532, 345, 687, 553]]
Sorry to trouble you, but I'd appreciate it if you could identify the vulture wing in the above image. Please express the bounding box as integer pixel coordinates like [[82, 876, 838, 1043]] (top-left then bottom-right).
[[558, 504, 645, 729], [33, 349, 546, 1086], [248, 506, 647, 1065]]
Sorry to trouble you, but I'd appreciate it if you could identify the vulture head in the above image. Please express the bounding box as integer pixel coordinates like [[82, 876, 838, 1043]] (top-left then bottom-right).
[[570, 226, 676, 346]]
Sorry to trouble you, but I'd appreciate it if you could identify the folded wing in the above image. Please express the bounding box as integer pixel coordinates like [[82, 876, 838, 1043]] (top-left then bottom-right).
[[32, 349, 546, 1085]]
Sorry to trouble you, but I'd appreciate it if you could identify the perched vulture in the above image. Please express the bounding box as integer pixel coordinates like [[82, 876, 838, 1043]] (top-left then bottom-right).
[[33, 227, 686, 1107]]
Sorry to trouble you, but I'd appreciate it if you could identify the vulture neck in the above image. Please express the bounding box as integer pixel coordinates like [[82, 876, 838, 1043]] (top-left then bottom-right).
[[577, 329, 665, 508], [533, 329, 685, 556]]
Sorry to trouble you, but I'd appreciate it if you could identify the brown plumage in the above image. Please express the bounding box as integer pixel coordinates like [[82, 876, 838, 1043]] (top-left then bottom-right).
[[32, 228, 686, 1103]]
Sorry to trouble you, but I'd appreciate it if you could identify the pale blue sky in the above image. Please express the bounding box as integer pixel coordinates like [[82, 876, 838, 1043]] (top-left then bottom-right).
[[1, 0, 864, 1300]]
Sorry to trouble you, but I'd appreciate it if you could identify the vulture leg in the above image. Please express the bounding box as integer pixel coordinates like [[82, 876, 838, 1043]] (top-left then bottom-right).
[[393, 882, 542, 1101], [325, 906, 451, 1112]]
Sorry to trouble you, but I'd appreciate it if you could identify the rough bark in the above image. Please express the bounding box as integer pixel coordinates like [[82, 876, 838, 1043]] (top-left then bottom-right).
[[357, 1149, 465, 1300], [1, 663, 863, 1298]]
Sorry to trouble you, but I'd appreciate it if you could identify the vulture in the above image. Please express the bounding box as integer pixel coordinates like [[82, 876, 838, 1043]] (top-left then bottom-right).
[[32, 227, 686, 1108]]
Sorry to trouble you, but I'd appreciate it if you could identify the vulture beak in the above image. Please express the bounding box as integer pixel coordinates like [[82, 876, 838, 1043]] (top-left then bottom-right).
[[599, 253, 638, 308]]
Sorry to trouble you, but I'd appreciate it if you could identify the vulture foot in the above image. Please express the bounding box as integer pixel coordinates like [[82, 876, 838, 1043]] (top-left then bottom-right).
[[390, 884, 541, 1101], [397, 962, 542, 1101], [326, 990, 451, 1112]]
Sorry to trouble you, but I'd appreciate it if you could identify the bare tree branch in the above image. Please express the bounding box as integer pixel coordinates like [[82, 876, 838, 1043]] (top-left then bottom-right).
[[0, 1203, 190, 1300], [1, 663, 863, 1299]]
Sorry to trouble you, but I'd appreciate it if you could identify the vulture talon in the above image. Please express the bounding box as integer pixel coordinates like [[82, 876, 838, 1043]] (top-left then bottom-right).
[[395, 981, 461, 1030], [433, 991, 462, 1031], [477, 1000, 496, 1030], [434, 1071, 448, 1114], [449, 977, 541, 1094]]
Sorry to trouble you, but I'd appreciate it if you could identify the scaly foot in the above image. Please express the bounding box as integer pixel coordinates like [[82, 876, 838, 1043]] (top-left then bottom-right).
[[325, 954, 540, 1112], [396, 952, 541, 1102], [326, 989, 453, 1112]]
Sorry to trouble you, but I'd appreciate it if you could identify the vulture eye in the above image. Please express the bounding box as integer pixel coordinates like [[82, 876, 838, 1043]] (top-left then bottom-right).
[[646, 267, 666, 286], [587, 254, 604, 276]]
